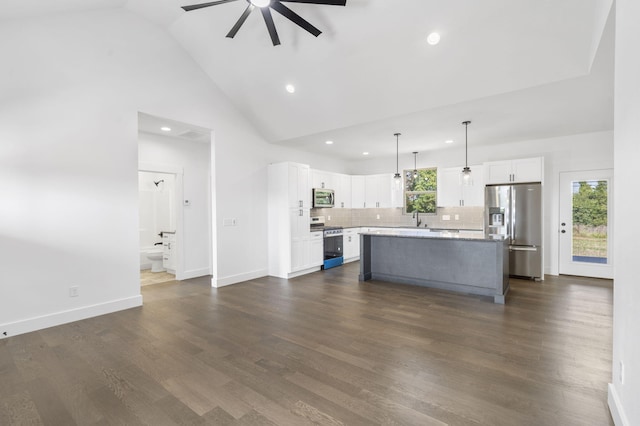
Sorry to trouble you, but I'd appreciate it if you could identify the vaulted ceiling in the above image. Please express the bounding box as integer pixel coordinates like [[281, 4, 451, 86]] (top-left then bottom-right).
[[2, 0, 614, 160]]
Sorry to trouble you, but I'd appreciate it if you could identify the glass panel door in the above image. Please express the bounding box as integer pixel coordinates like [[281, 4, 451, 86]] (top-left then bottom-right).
[[559, 170, 613, 279]]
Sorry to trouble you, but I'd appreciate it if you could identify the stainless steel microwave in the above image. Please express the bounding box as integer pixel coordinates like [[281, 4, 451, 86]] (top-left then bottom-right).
[[312, 188, 335, 208]]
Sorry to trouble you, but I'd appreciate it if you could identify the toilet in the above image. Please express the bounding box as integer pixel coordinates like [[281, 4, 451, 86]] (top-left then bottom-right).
[[146, 248, 165, 272]]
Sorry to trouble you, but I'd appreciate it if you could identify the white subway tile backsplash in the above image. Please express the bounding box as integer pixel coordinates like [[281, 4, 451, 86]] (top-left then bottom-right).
[[310, 206, 483, 230]]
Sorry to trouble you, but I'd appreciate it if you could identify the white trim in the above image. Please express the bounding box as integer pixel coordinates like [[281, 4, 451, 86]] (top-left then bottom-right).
[[0, 296, 143, 339], [608, 383, 629, 426], [214, 269, 268, 288]]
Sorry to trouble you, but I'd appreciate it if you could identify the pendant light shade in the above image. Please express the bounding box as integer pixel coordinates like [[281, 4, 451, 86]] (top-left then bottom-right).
[[461, 121, 473, 186], [412, 152, 419, 178], [393, 133, 402, 188]]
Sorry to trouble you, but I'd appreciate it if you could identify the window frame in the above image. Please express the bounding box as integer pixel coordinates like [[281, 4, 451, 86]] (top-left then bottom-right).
[[403, 167, 438, 214]]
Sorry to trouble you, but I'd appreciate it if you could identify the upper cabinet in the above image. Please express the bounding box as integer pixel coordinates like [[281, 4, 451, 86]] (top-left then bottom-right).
[[311, 169, 336, 191], [365, 174, 392, 208], [351, 176, 366, 209], [335, 174, 352, 208], [288, 162, 311, 209], [484, 157, 544, 185], [437, 166, 484, 207]]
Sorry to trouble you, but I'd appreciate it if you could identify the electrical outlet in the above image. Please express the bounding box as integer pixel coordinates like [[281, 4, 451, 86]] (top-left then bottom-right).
[[69, 286, 79, 297], [376, 214, 380, 220], [328, 215, 331, 221], [442, 215, 450, 221], [455, 214, 460, 220], [620, 361, 625, 384]]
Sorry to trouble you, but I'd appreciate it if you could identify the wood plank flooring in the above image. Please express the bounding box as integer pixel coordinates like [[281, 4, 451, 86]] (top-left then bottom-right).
[[0, 263, 614, 425]]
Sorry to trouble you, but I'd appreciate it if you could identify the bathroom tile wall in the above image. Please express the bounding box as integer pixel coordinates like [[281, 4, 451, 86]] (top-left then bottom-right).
[[312, 206, 484, 230]]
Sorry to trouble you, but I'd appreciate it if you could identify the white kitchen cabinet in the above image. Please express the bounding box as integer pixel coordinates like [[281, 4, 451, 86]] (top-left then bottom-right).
[[343, 228, 361, 262], [365, 174, 394, 208], [288, 162, 311, 209], [351, 176, 366, 209], [311, 169, 336, 191], [310, 231, 324, 266], [268, 162, 318, 278], [437, 166, 484, 207], [484, 157, 543, 184], [335, 174, 351, 208]]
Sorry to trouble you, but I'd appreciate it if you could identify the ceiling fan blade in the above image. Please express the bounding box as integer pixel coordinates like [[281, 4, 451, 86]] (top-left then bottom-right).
[[182, 0, 239, 12], [280, 0, 346, 6], [226, 4, 255, 38], [261, 7, 281, 46], [271, 2, 321, 37]]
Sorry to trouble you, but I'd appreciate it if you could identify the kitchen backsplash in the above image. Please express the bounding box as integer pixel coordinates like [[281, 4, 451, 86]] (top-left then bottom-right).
[[312, 206, 484, 230]]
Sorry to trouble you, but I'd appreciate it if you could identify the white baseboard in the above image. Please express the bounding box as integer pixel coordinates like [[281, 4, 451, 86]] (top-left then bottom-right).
[[214, 269, 268, 288], [0, 295, 143, 339], [608, 383, 629, 426]]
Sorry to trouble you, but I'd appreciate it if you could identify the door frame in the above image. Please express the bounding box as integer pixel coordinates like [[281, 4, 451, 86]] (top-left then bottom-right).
[[558, 169, 614, 279]]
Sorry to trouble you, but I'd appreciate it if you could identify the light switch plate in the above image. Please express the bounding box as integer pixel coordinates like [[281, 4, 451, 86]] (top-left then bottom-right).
[[442, 215, 450, 221]]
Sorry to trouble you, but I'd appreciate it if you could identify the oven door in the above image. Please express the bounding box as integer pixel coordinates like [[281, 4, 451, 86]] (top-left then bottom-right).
[[323, 233, 343, 269], [324, 234, 343, 259]]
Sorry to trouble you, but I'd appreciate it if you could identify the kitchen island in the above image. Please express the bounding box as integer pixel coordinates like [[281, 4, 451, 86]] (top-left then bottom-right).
[[359, 230, 509, 303]]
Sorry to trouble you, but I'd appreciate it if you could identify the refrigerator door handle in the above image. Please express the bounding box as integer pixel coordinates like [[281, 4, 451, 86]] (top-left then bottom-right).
[[509, 246, 538, 252]]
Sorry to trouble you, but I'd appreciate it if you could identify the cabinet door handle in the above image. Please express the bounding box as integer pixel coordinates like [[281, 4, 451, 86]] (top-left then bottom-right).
[[299, 200, 303, 208], [299, 209, 303, 216]]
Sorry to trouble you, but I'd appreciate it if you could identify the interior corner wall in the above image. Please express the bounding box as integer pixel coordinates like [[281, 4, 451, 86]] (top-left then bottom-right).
[[0, 7, 276, 336], [609, 0, 640, 424]]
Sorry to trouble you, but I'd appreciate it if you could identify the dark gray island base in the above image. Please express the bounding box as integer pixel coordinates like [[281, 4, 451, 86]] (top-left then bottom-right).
[[359, 231, 510, 304]]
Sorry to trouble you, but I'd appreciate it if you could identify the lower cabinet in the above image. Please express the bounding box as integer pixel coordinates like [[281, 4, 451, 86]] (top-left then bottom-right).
[[310, 231, 324, 267], [343, 228, 361, 262]]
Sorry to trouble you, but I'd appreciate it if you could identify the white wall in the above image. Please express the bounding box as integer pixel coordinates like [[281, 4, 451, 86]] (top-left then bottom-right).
[[347, 130, 614, 277], [139, 132, 212, 279], [609, 0, 640, 424], [0, 6, 352, 335]]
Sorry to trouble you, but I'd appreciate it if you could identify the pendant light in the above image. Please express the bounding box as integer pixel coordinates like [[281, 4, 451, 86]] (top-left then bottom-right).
[[461, 120, 473, 186], [412, 152, 419, 178], [393, 133, 402, 188]]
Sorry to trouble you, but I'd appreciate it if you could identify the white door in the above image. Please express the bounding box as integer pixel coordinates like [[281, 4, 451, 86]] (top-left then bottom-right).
[[559, 170, 613, 279]]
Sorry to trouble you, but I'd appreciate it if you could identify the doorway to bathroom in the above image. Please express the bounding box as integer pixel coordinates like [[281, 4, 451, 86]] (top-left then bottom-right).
[[139, 171, 178, 285], [138, 112, 214, 286]]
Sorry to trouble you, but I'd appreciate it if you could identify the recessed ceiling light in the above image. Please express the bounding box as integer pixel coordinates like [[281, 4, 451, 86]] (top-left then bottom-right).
[[427, 32, 441, 46], [325, 140, 334, 145], [161, 127, 171, 132], [445, 139, 454, 144], [286, 84, 295, 93], [363, 152, 369, 156]]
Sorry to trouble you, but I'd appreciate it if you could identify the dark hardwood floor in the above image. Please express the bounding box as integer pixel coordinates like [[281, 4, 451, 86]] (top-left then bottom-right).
[[0, 262, 614, 425]]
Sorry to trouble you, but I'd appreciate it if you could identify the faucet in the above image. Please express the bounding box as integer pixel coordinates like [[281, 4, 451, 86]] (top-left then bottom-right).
[[412, 211, 422, 227]]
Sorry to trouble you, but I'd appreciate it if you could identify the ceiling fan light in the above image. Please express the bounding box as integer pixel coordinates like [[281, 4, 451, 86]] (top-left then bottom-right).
[[250, 0, 271, 8]]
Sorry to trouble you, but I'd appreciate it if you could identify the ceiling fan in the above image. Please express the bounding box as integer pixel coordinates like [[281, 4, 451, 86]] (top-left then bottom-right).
[[181, 0, 347, 46]]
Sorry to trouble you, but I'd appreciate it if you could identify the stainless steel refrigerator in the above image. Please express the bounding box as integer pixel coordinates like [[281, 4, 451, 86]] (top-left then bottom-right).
[[485, 183, 542, 279]]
